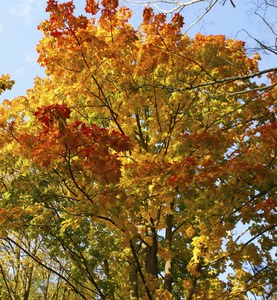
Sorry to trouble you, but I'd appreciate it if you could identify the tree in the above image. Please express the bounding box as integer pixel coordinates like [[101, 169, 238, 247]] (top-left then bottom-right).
[[0, 232, 73, 300], [0, 0, 277, 298]]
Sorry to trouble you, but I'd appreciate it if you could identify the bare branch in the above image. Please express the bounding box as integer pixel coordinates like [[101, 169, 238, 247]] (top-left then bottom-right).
[[185, 0, 218, 33]]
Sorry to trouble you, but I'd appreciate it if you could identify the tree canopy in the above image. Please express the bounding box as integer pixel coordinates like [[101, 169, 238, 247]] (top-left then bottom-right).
[[0, 0, 276, 299]]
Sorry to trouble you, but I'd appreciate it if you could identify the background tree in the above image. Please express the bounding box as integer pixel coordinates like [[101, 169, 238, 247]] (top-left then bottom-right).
[[0, 232, 75, 300], [0, 0, 277, 299]]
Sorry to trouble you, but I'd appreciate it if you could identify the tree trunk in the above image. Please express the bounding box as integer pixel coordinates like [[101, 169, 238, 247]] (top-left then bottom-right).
[[129, 262, 139, 300], [164, 203, 173, 291], [23, 265, 33, 300], [145, 228, 158, 277]]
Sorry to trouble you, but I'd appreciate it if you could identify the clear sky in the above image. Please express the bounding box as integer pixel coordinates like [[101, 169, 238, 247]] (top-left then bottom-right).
[[1, 0, 276, 101]]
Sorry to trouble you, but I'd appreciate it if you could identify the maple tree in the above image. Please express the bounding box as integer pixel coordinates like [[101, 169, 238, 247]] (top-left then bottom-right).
[[0, 0, 277, 299]]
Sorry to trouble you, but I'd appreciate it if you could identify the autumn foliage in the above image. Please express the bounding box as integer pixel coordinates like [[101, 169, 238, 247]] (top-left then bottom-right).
[[0, 0, 276, 299]]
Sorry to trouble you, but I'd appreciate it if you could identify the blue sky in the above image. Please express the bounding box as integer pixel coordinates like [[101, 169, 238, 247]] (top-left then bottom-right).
[[1, 0, 276, 101]]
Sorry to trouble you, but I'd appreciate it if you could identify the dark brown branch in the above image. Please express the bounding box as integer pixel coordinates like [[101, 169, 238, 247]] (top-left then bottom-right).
[[222, 0, 235, 7], [48, 229, 106, 299], [0, 262, 13, 300], [135, 113, 148, 152], [134, 67, 277, 93]]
